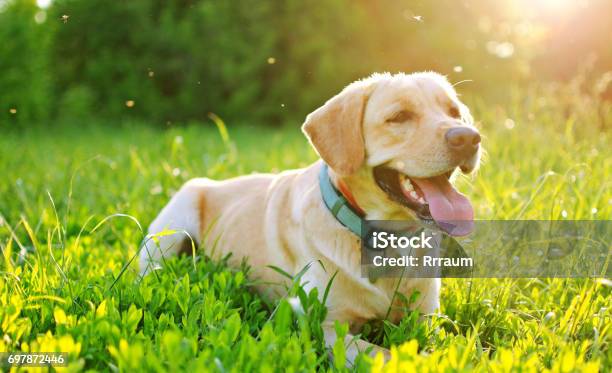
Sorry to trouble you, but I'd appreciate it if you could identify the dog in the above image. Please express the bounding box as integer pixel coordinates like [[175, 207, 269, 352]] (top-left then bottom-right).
[[139, 72, 481, 363]]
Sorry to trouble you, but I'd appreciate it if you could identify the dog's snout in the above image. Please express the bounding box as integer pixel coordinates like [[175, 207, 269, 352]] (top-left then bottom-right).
[[445, 127, 481, 157]]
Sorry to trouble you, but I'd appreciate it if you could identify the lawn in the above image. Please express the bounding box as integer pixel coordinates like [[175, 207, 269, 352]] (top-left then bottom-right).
[[0, 83, 610, 372]]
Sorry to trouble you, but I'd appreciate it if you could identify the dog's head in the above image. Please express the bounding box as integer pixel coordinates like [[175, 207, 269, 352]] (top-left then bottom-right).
[[302, 72, 481, 236]]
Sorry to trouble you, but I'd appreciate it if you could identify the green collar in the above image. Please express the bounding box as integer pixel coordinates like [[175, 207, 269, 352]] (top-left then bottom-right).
[[319, 164, 364, 236]]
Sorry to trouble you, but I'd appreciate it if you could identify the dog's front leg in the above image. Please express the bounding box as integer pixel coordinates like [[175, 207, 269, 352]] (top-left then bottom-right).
[[323, 325, 390, 367], [139, 180, 206, 275]]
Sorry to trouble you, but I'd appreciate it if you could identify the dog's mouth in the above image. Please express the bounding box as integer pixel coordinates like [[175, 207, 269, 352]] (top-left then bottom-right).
[[373, 166, 474, 236]]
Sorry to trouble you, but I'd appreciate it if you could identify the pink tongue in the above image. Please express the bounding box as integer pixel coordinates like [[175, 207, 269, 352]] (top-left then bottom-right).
[[410, 176, 474, 236]]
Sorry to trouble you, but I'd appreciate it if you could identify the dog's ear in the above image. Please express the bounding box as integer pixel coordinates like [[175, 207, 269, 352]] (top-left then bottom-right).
[[302, 83, 369, 175]]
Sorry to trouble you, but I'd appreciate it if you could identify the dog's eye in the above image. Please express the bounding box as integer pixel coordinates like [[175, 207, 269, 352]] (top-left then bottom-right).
[[387, 110, 415, 123], [448, 106, 461, 119]]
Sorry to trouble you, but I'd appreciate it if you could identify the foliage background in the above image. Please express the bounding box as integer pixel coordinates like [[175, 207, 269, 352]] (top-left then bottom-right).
[[1, 0, 611, 126]]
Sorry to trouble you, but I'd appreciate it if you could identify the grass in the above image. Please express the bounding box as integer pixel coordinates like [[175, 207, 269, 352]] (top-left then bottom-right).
[[0, 81, 610, 372]]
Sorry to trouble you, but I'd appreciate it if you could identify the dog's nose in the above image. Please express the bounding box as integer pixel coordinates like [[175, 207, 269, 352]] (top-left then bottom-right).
[[445, 127, 481, 157]]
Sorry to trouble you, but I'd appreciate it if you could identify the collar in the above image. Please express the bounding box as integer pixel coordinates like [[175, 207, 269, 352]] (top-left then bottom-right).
[[319, 164, 365, 236]]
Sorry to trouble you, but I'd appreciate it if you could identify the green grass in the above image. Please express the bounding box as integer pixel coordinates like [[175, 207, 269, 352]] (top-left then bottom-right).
[[0, 82, 610, 372]]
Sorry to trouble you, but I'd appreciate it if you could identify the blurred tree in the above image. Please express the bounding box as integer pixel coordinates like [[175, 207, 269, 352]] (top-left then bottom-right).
[[49, 0, 157, 120], [0, 0, 51, 125], [47, 0, 372, 125]]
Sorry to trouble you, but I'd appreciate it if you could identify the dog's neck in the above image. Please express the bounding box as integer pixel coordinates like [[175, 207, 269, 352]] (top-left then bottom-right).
[[328, 167, 414, 221]]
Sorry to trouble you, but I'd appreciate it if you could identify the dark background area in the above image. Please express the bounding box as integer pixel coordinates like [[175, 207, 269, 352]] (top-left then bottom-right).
[[1, 0, 611, 126]]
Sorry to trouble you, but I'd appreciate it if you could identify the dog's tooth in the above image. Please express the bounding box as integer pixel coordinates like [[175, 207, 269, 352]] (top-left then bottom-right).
[[418, 197, 425, 204], [410, 191, 418, 199], [402, 178, 414, 191]]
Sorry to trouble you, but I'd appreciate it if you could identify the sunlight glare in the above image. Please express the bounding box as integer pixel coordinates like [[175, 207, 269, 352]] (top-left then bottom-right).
[[37, 0, 52, 9], [535, 0, 575, 13]]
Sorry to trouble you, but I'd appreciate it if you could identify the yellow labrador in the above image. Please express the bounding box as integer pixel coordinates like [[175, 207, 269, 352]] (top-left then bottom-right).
[[139, 72, 481, 362]]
